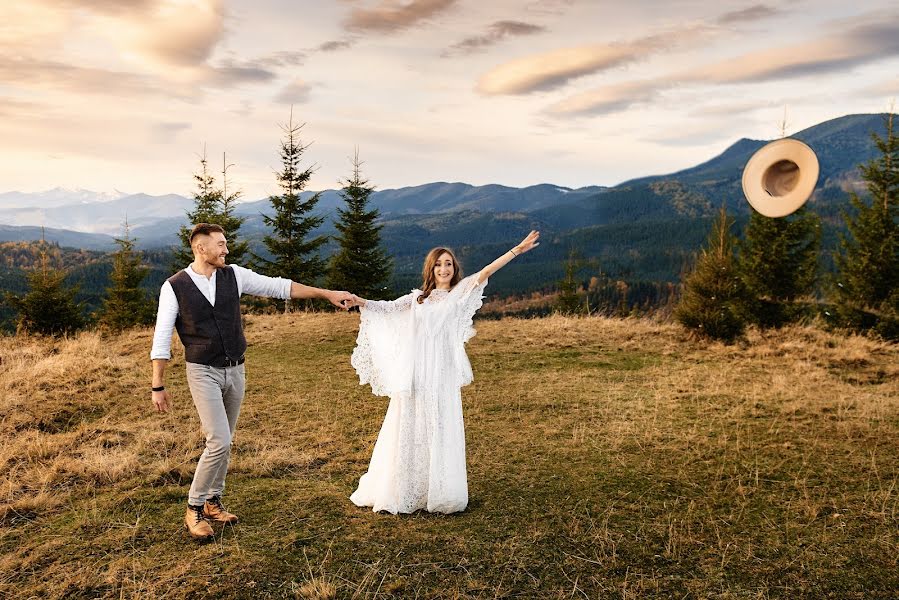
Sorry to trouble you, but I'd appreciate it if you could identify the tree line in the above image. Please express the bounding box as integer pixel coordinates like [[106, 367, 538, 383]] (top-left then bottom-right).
[[4, 113, 392, 335], [550, 111, 897, 342], [671, 111, 897, 342], [4, 111, 896, 343]]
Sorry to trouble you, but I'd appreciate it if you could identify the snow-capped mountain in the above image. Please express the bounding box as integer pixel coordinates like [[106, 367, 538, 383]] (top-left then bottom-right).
[[0, 187, 129, 210]]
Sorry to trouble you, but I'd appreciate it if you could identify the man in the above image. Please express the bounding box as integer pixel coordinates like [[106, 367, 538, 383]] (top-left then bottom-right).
[[150, 223, 353, 541]]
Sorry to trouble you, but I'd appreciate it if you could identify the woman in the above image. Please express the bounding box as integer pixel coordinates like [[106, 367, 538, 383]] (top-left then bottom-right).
[[347, 230, 540, 514]]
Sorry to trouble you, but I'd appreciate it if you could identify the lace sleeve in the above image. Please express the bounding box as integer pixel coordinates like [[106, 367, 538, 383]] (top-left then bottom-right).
[[350, 292, 418, 398], [361, 292, 416, 314], [450, 273, 488, 344]]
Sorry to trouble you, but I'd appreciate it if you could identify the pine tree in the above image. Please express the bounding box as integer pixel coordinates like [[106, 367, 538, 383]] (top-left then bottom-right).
[[832, 110, 899, 338], [326, 149, 392, 300], [7, 242, 85, 336], [217, 152, 250, 265], [174, 150, 249, 269], [556, 248, 585, 315], [98, 220, 152, 331], [257, 112, 328, 311], [675, 205, 750, 342], [738, 207, 820, 328]]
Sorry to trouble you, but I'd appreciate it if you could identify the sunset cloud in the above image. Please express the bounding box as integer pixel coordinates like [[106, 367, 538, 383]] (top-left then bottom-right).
[[546, 11, 899, 117], [475, 24, 713, 96], [716, 4, 780, 25], [546, 80, 661, 116], [444, 21, 545, 57], [0, 57, 173, 99], [150, 121, 191, 143], [344, 0, 458, 33], [685, 19, 899, 84], [476, 41, 659, 95], [0, 0, 895, 198], [318, 40, 354, 52], [102, 0, 226, 71], [275, 80, 312, 104]]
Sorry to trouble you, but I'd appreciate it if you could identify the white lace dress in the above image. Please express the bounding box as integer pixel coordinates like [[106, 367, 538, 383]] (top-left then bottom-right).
[[349, 273, 488, 514]]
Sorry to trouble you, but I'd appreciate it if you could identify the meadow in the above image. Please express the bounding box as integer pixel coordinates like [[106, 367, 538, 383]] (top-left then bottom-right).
[[0, 313, 896, 598]]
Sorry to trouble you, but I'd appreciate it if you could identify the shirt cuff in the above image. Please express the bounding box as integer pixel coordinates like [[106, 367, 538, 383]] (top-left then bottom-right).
[[280, 279, 293, 300]]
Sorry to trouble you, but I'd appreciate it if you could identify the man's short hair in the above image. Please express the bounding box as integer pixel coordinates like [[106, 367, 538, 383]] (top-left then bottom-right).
[[189, 223, 225, 244]]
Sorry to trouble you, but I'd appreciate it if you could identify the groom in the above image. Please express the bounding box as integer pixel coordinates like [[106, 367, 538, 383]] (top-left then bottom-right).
[[150, 223, 353, 541]]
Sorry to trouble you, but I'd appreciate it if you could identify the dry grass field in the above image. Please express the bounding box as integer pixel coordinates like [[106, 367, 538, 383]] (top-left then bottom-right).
[[0, 313, 897, 598]]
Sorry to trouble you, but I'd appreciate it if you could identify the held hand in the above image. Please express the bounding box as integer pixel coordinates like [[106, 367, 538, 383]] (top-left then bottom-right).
[[152, 389, 170, 413], [513, 230, 540, 255], [326, 290, 354, 310], [349, 294, 367, 308]]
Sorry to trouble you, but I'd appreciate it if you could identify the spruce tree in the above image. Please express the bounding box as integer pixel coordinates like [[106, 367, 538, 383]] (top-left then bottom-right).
[[738, 207, 820, 328], [257, 113, 328, 311], [675, 205, 750, 342], [7, 243, 84, 336], [832, 111, 899, 338], [556, 248, 585, 315], [98, 221, 153, 331], [326, 150, 392, 300], [217, 152, 250, 265], [174, 150, 249, 269]]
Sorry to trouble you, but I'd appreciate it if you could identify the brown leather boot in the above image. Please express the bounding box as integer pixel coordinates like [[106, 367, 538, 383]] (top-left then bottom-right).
[[184, 505, 214, 540], [203, 495, 239, 524]]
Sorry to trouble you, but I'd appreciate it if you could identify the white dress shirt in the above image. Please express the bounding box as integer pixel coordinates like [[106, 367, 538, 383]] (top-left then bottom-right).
[[150, 264, 292, 360]]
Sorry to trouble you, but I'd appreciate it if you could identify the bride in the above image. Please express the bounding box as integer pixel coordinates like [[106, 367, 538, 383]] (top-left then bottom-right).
[[346, 231, 540, 514]]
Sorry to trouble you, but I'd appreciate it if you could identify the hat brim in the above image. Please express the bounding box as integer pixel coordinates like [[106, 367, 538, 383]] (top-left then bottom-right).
[[741, 138, 819, 218]]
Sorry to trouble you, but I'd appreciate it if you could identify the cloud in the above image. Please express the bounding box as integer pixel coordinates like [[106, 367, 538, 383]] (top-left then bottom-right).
[[318, 39, 354, 52], [444, 20, 545, 57], [546, 80, 660, 115], [243, 51, 306, 69], [710, 20, 898, 82], [476, 34, 674, 95], [108, 0, 226, 70], [858, 77, 899, 98], [0, 57, 179, 99], [344, 0, 458, 33], [716, 4, 780, 25], [687, 101, 770, 117], [525, 0, 577, 17], [206, 61, 277, 88], [649, 118, 755, 147], [150, 121, 191, 143], [0, 97, 46, 118], [275, 79, 312, 104], [546, 11, 899, 117], [55, 0, 157, 14]]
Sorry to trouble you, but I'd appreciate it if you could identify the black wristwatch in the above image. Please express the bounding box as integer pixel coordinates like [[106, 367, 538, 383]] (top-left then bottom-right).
[[152, 386, 165, 392]]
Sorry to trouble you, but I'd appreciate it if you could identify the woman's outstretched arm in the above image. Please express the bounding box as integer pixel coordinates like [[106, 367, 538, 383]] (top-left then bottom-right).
[[348, 291, 415, 311], [476, 230, 540, 284]]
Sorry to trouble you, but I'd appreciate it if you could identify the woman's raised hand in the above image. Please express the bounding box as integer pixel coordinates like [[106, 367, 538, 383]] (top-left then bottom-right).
[[514, 230, 540, 255]]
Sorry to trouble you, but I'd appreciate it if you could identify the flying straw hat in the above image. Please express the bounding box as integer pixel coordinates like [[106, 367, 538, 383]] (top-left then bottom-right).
[[741, 138, 819, 218]]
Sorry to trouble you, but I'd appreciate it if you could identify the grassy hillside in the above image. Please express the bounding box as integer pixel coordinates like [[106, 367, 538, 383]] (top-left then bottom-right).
[[0, 315, 897, 598]]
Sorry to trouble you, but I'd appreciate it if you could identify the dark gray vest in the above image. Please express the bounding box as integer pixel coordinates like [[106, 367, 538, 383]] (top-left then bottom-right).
[[168, 267, 247, 367]]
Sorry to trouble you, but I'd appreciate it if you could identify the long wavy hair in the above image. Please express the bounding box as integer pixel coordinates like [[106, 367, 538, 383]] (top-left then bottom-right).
[[418, 247, 462, 304]]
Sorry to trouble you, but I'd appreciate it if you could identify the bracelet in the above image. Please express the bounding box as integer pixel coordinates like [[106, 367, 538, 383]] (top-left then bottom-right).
[[509, 248, 519, 257], [152, 386, 165, 392]]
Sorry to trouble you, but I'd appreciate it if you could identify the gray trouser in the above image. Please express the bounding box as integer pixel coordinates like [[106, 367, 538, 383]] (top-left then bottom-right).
[[185, 362, 246, 506]]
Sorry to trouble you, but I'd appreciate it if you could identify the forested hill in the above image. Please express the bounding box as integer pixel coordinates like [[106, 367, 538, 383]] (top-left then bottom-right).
[[0, 112, 890, 328], [0, 241, 170, 331]]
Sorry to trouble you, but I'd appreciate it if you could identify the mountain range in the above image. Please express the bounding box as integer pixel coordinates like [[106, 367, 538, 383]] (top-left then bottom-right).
[[0, 113, 890, 295]]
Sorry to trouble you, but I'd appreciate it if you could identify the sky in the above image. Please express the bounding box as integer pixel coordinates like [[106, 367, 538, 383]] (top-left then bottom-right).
[[1, 0, 897, 200]]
